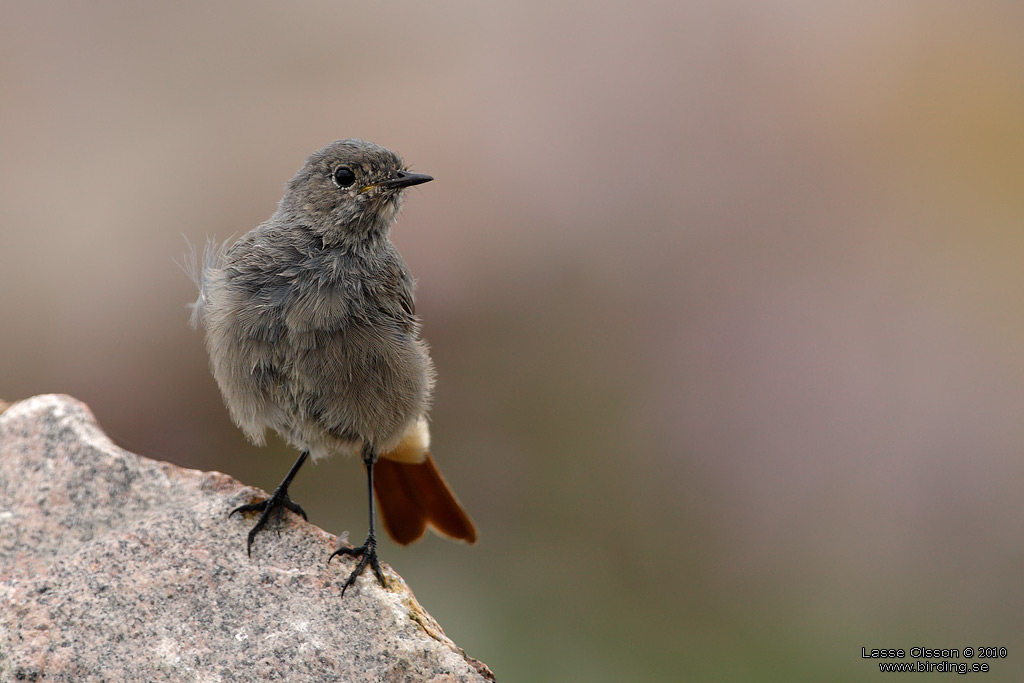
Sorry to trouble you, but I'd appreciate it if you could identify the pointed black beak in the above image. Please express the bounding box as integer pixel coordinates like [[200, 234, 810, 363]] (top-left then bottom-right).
[[377, 170, 433, 190]]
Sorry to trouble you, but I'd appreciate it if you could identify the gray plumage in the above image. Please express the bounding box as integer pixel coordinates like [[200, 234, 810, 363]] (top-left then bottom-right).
[[188, 139, 435, 464]]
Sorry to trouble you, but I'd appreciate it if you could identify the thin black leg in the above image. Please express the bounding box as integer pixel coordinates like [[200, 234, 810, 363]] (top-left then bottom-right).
[[329, 443, 386, 596], [230, 450, 310, 557]]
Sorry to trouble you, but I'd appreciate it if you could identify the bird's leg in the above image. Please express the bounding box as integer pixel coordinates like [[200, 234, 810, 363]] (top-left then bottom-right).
[[329, 443, 386, 596], [230, 450, 310, 557]]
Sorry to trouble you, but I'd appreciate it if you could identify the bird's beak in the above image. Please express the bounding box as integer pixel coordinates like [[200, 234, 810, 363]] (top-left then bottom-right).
[[361, 170, 433, 193]]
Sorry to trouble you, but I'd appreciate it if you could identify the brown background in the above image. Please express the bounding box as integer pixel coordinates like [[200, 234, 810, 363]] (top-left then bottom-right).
[[2, 2, 1023, 680]]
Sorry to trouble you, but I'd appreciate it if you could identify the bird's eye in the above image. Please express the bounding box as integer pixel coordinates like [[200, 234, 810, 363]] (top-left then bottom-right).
[[332, 166, 356, 188]]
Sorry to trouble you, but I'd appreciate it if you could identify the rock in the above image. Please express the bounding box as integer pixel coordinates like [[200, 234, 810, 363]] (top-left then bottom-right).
[[0, 395, 494, 682]]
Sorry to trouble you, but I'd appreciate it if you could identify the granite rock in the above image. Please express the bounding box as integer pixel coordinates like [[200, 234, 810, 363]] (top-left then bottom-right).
[[0, 394, 494, 682]]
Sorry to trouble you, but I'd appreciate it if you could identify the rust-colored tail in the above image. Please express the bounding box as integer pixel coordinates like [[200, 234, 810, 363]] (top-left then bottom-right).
[[373, 453, 478, 546]]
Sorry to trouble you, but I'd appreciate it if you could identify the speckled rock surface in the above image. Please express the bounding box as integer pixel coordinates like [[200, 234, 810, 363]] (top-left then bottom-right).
[[0, 394, 494, 682]]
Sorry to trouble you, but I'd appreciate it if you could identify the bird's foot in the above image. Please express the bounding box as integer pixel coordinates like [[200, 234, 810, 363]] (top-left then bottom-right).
[[229, 487, 308, 557], [329, 533, 386, 596]]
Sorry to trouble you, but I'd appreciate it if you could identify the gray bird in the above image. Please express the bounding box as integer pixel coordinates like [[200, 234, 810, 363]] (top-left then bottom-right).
[[188, 139, 477, 595]]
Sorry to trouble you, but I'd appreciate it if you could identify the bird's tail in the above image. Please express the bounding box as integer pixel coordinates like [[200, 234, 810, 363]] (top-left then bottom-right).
[[373, 453, 478, 546]]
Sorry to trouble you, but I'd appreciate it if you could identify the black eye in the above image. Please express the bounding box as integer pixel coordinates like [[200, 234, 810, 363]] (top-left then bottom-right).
[[332, 166, 356, 188]]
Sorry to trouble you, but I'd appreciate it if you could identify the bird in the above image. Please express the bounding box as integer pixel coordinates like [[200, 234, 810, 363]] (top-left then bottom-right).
[[187, 139, 477, 595]]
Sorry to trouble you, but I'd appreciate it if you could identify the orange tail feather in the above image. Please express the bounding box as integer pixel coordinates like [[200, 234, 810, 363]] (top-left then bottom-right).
[[373, 453, 478, 546]]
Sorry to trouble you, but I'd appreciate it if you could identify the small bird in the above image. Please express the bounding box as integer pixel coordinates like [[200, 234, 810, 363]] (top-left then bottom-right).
[[188, 139, 477, 595]]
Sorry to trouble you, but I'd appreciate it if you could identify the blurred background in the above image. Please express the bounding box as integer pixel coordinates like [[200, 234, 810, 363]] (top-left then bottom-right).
[[2, 1, 1023, 680]]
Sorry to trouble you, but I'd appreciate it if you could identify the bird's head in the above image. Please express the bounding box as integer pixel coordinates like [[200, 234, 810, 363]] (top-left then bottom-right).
[[280, 139, 432, 246]]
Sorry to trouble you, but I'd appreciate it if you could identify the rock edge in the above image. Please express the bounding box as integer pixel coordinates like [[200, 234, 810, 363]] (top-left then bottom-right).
[[0, 394, 495, 682]]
